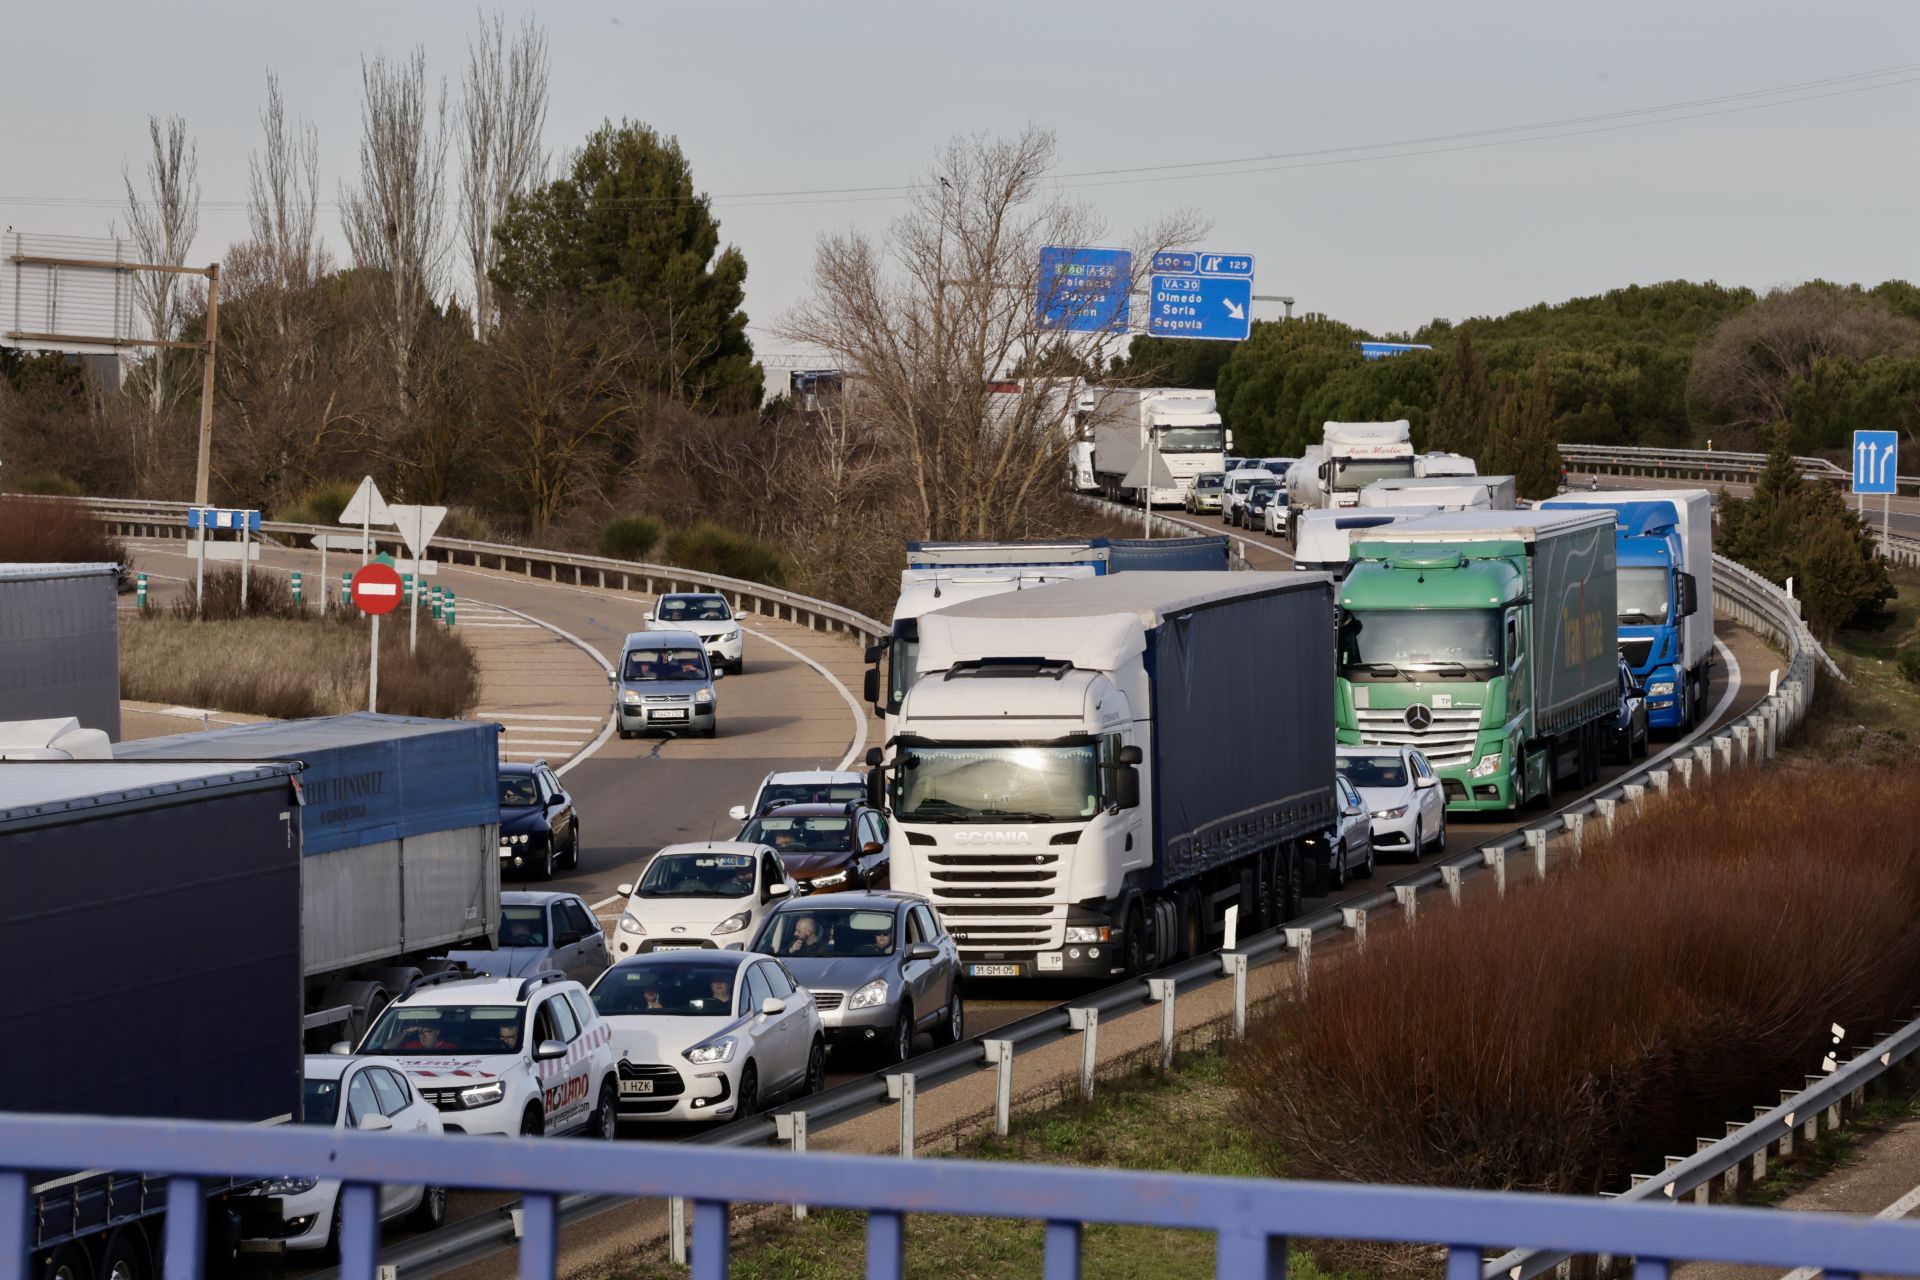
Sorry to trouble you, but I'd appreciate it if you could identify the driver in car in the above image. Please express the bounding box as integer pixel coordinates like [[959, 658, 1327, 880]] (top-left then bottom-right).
[[784, 916, 825, 957]]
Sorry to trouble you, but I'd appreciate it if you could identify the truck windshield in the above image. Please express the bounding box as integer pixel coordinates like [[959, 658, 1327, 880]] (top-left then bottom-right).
[[1339, 609, 1502, 681], [1156, 426, 1225, 453], [892, 742, 1101, 821], [1618, 567, 1671, 624], [1332, 458, 1416, 491]]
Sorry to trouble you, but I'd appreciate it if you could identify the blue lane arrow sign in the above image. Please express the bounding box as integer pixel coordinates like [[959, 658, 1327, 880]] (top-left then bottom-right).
[[1852, 429, 1899, 495], [1147, 274, 1253, 342]]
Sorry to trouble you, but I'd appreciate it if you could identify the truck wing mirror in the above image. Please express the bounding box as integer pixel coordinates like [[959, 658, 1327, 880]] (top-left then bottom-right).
[[863, 667, 881, 706], [865, 642, 886, 664], [1117, 744, 1144, 766], [1678, 572, 1699, 618], [865, 747, 885, 767]]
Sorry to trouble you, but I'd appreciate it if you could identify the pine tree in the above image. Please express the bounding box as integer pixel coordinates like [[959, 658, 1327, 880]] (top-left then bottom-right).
[[1427, 327, 1491, 456]]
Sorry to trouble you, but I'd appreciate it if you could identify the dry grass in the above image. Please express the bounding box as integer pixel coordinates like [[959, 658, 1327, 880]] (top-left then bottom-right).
[[1233, 763, 1920, 1195], [121, 610, 480, 719], [0, 494, 127, 569]]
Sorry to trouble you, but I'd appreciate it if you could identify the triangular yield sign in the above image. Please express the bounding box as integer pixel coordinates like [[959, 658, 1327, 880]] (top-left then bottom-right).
[[338, 475, 393, 526], [388, 504, 448, 557], [1119, 449, 1177, 490]]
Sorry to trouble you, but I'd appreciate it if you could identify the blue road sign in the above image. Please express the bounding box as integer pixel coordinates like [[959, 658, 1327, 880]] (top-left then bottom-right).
[[1853, 430, 1899, 495], [1358, 342, 1434, 360], [1036, 245, 1132, 333], [1193, 252, 1254, 278], [1150, 250, 1197, 274], [187, 507, 261, 532], [1147, 273, 1253, 342]]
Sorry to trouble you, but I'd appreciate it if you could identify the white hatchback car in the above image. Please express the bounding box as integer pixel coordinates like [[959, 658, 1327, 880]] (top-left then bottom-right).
[[728, 769, 869, 823], [239, 1055, 445, 1258], [1336, 744, 1447, 859], [349, 971, 620, 1140], [613, 841, 796, 959], [648, 592, 746, 673], [590, 950, 826, 1122]]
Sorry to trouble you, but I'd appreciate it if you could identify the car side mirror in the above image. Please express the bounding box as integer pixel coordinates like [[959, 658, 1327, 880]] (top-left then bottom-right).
[[862, 841, 884, 855], [759, 996, 787, 1017], [535, 1039, 569, 1062], [767, 881, 792, 897], [329, 1041, 353, 1056], [616, 883, 635, 897], [907, 942, 939, 961], [556, 930, 583, 947], [729, 804, 748, 821], [644, 611, 655, 623], [1416, 776, 1439, 790], [863, 667, 880, 706], [712, 668, 725, 681], [357, 1112, 394, 1133], [546, 793, 566, 808], [604, 667, 617, 684]]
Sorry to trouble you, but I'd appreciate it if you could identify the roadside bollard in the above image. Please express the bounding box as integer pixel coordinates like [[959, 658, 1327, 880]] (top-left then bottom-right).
[[430, 584, 444, 620], [1393, 884, 1418, 929], [669, 1197, 687, 1265], [290, 570, 303, 609], [1733, 724, 1751, 767], [1694, 742, 1713, 781], [1440, 864, 1463, 907], [1482, 846, 1507, 897], [774, 1112, 809, 1218], [1067, 1007, 1101, 1096], [1524, 827, 1549, 880], [884, 1072, 917, 1157], [1284, 927, 1313, 997], [135, 572, 148, 609], [1714, 737, 1732, 773], [1564, 812, 1586, 864], [341, 571, 352, 604], [1595, 796, 1617, 837], [1146, 980, 1177, 1071], [444, 590, 456, 626], [1340, 906, 1368, 951], [982, 1040, 1014, 1136], [1218, 951, 1251, 1040]]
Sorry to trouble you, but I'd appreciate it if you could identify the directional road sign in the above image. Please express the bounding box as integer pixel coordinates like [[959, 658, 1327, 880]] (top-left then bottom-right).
[[350, 562, 404, 616], [311, 533, 370, 551], [1147, 273, 1253, 342], [1036, 245, 1132, 333], [187, 507, 260, 532], [1852, 430, 1899, 495], [1359, 342, 1434, 360]]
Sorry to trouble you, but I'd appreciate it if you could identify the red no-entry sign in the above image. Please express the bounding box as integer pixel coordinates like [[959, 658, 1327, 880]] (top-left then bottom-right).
[[350, 562, 403, 616]]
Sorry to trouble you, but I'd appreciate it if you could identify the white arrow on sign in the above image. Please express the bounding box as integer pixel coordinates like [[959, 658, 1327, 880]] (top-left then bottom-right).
[[1223, 297, 1245, 322], [310, 533, 371, 551], [338, 476, 393, 527], [388, 504, 447, 558]]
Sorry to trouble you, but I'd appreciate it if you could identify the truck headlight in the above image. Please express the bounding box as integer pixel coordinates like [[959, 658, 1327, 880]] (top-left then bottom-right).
[[711, 911, 750, 936], [849, 980, 889, 1010], [1469, 752, 1504, 778], [261, 1176, 319, 1196], [694, 687, 714, 704], [622, 689, 641, 704], [684, 1037, 737, 1065], [1372, 806, 1408, 820], [618, 913, 646, 936], [459, 1082, 505, 1108], [1064, 926, 1110, 943], [1648, 681, 1675, 695]]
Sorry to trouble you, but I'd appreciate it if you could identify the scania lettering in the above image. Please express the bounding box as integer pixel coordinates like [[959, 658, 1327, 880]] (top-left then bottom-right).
[[1334, 509, 1619, 811], [875, 573, 1336, 982]]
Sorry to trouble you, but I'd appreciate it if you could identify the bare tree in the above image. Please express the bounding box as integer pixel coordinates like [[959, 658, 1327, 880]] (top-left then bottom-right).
[[123, 114, 201, 415], [341, 48, 448, 413], [459, 12, 549, 337], [247, 72, 322, 297], [780, 127, 1205, 540]]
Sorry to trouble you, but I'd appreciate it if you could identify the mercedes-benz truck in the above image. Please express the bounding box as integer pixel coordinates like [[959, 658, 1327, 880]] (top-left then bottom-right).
[[875, 572, 1335, 982], [1542, 489, 1713, 730], [1335, 509, 1618, 811]]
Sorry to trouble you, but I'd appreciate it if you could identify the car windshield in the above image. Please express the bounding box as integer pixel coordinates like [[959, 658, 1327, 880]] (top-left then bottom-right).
[[753, 908, 898, 958], [361, 1004, 525, 1056], [1332, 457, 1416, 491], [891, 742, 1100, 821], [636, 852, 756, 898], [1196, 473, 1224, 489], [1340, 608, 1502, 681], [742, 815, 855, 854], [302, 1078, 340, 1126], [499, 775, 540, 806], [497, 904, 548, 947], [1157, 425, 1224, 454], [1339, 755, 1410, 788], [658, 595, 732, 623], [624, 648, 708, 681], [758, 782, 866, 811], [1618, 567, 1671, 623], [593, 962, 739, 1016]]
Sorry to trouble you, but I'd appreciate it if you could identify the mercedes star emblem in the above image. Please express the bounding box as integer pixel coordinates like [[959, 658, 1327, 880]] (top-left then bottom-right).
[[1404, 704, 1434, 731]]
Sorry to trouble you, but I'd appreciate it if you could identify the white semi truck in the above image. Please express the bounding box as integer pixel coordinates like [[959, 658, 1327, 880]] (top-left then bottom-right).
[[872, 572, 1336, 982], [1282, 420, 1418, 542], [1091, 388, 1229, 507], [1359, 475, 1518, 511]]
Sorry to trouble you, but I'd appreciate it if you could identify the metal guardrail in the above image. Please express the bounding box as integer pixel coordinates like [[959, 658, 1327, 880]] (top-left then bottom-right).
[[1559, 441, 1920, 494], [1884, 530, 1920, 569], [8, 1111, 1920, 1280]]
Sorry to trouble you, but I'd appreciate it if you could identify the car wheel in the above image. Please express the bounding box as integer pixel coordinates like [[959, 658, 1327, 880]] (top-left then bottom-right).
[[731, 658, 745, 675], [803, 1038, 828, 1095], [520, 1105, 544, 1137], [534, 841, 554, 881], [565, 822, 582, 870], [1328, 838, 1348, 891], [735, 1063, 759, 1118], [320, 1199, 345, 1266], [1431, 815, 1447, 855], [1354, 837, 1375, 880], [1411, 820, 1422, 864], [618, 728, 634, 740], [931, 987, 963, 1047], [410, 1184, 448, 1230], [583, 1080, 617, 1140], [888, 1006, 914, 1064]]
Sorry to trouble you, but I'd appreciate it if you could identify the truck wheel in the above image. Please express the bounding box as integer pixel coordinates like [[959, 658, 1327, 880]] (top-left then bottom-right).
[[42, 1244, 92, 1280], [1279, 850, 1302, 921], [320, 979, 393, 1049], [1238, 865, 1265, 933], [98, 1228, 149, 1280], [368, 967, 424, 1000], [1122, 903, 1149, 976]]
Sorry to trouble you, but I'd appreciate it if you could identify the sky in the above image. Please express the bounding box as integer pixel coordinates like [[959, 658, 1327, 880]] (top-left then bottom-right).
[[4, 0, 1918, 361]]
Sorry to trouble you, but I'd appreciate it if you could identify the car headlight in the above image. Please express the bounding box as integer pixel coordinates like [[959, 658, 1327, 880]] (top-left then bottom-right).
[[711, 910, 750, 936], [1064, 926, 1110, 943], [684, 1036, 737, 1065], [849, 979, 889, 1010], [260, 1176, 318, 1196], [1372, 805, 1408, 820], [618, 912, 646, 936], [1648, 681, 1675, 695], [1469, 752, 1504, 778], [811, 870, 848, 889], [694, 687, 714, 704], [720, 630, 740, 642], [622, 689, 641, 704], [460, 1082, 506, 1108]]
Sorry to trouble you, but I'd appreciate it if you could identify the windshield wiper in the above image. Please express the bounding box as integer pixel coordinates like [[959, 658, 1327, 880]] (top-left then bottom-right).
[[1408, 661, 1476, 679], [1349, 661, 1402, 677]]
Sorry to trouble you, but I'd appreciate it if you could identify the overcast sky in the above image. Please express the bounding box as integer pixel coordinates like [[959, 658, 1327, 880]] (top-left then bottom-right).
[[4, 0, 1917, 355]]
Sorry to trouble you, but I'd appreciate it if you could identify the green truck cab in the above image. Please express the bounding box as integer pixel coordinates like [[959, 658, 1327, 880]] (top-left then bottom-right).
[[1334, 509, 1618, 812]]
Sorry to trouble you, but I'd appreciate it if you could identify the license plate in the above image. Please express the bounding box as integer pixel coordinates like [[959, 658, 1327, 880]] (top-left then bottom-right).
[[619, 1080, 655, 1095], [1036, 952, 1064, 972], [651, 709, 689, 721], [652, 943, 700, 951], [968, 963, 1021, 978]]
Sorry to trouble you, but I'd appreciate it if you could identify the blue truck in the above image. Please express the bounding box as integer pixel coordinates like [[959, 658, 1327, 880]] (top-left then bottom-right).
[[1541, 490, 1714, 731]]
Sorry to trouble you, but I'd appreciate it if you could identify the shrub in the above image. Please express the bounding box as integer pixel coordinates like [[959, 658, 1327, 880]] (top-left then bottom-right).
[[166, 567, 301, 621], [0, 494, 128, 567], [276, 480, 359, 527], [599, 514, 664, 562], [17, 470, 81, 496], [661, 522, 790, 586], [438, 505, 493, 543], [1232, 763, 1920, 1195], [1898, 641, 1920, 685]]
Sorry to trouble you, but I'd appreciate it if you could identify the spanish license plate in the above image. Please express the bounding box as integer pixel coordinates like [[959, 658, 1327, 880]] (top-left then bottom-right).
[[651, 943, 700, 952], [651, 708, 689, 722], [619, 1080, 655, 1096], [968, 963, 1021, 978]]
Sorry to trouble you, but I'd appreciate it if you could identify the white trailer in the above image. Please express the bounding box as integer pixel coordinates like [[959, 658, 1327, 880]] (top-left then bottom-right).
[[1091, 388, 1228, 506], [1283, 421, 1418, 540]]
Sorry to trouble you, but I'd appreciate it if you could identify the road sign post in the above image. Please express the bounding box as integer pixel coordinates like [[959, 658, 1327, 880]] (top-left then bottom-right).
[[339, 475, 394, 567], [388, 505, 447, 655], [1851, 430, 1899, 554], [350, 562, 404, 712]]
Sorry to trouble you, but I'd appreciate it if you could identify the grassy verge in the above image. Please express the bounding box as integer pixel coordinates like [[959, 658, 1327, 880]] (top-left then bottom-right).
[[1798, 565, 1920, 764], [121, 611, 480, 719], [598, 1054, 1350, 1280]]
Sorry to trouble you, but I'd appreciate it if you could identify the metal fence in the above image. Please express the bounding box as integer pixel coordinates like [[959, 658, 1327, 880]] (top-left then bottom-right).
[[6, 1111, 1920, 1280], [1559, 441, 1920, 495]]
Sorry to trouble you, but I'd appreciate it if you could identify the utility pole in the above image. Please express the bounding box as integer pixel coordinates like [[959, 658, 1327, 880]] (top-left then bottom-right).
[[194, 263, 221, 505]]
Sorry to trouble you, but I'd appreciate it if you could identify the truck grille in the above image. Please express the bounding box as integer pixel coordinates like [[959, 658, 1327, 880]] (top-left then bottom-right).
[[921, 851, 1065, 948], [1620, 637, 1655, 670], [1353, 705, 1484, 768]]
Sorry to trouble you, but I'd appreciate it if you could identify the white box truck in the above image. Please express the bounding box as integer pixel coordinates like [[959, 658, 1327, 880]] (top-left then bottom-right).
[[1091, 388, 1228, 506], [1283, 420, 1418, 541]]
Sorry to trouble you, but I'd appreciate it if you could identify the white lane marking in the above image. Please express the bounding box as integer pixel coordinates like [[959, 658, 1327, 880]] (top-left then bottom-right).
[[1642, 639, 1741, 772], [592, 893, 624, 910], [1157, 507, 1295, 565], [491, 713, 604, 722], [463, 598, 616, 776], [458, 622, 540, 629], [1779, 1179, 1920, 1280]]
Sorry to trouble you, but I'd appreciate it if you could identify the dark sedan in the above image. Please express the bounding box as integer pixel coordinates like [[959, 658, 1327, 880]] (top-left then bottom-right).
[[749, 892, 963, 1063], [739, 802, 891, 895], [498, 761, 579, 880], [1607, 656, 1651, 762], [1240, 480, 1282, 529]]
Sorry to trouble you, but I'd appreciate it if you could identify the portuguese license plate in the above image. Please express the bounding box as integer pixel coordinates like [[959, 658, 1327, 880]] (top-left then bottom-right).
[[651, 708, 689, 721], [968, 963, 1021, 978], [619, 1080, 655, 1096]]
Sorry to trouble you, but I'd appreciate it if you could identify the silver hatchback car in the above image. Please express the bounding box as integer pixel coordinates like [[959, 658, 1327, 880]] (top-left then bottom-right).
[[612, 629, 723, 738]]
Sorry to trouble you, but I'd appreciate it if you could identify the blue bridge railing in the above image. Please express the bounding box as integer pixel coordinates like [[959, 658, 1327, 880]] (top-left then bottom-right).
[[5, 1112, 1920, 1280]]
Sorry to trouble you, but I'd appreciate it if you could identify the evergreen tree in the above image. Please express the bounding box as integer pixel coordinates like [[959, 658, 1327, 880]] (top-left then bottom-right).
[[1427, 326, 1492, 457]]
